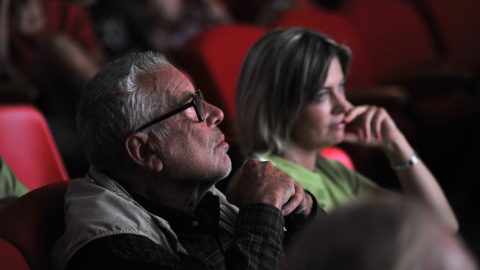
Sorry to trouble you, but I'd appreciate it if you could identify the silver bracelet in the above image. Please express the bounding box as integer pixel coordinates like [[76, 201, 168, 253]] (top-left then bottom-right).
[[391, 152, 420, 171]]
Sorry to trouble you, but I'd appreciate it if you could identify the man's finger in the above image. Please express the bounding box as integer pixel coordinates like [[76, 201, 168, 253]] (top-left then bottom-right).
[[281, 183, 304, 216]]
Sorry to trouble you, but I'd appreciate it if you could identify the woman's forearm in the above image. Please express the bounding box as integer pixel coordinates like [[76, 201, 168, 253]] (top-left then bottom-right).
[[382, 134, 459, 232]]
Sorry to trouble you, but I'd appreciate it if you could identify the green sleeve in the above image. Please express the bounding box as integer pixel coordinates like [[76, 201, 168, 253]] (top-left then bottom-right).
[[0, 158, 29, 197], [347, 168, 378, 196]]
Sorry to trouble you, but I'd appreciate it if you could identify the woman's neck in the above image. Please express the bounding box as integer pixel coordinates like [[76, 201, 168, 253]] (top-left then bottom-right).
[[283, 143, 320, 171]]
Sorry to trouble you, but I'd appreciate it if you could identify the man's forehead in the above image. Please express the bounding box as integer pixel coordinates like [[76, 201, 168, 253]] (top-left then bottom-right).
[[151, 65, 195, 112], [167, 71, 192, 94], [147, 65, 195, 105]]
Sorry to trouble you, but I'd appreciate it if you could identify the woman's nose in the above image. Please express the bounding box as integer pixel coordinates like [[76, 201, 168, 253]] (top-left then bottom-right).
[[332, 93, 352, 114]]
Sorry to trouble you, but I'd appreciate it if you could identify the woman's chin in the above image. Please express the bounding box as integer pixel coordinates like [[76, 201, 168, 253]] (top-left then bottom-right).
[[332, 131, 345, 145]]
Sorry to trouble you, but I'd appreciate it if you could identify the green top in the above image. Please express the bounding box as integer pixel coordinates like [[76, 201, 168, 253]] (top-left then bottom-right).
[[257, 154, 378, 211], [0, 157, 28, 198]]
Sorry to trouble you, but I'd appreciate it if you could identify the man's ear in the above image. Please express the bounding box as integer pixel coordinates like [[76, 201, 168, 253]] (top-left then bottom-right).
[[125, 133, 163, 172]]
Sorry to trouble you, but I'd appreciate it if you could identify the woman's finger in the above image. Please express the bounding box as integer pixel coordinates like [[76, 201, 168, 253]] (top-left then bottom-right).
[[344, 105, 369, 123]]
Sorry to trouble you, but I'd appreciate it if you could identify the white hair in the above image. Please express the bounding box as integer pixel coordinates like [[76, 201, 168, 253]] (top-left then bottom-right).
[[77, 51, 172, 172]]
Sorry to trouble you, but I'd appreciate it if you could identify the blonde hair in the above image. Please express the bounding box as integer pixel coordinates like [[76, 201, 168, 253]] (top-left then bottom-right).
[[235, 27, 351, 157]]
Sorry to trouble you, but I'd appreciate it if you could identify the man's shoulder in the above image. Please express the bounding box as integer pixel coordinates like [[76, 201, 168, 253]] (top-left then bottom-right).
[[63, 176, 177, 242], [54, 176, 185, 270]]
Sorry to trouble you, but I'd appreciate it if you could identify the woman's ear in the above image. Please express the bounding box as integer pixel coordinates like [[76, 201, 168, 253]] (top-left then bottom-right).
[[125, 133, 163, 172]]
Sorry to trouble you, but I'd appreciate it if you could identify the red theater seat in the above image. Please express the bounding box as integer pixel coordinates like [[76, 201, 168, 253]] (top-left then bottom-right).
[[271, 7, 376, 90], [0, 104, 68, 190], [0, 182, 68, 270], [421, 0, 480, 67], [0, 238, 29, 270], [321, 147, 355, 170], [178, 24, 267, 140], [340, 0, 439, 82]]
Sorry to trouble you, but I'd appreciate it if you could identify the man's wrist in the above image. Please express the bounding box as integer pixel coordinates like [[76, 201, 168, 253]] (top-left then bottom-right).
[[237, 204, 284, 231]]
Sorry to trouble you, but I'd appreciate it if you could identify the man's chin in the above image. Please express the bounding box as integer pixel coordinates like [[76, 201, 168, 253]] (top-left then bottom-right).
[[219, 158, 233, 180], [206, 156, 232, 183]]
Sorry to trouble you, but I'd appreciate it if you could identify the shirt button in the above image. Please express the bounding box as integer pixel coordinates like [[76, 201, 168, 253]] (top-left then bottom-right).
[[192, 220, 199, 227]]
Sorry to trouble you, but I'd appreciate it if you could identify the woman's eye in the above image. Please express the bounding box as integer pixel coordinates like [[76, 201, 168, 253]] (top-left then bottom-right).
[[314, 91, 329, 102], [338, 83, 346, 94]]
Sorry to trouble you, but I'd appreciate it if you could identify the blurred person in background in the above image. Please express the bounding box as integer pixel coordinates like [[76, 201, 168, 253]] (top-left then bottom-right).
[[1, 0, 105, 177], [83, 0, 231, 59], [285, 196, 478, 270], [142, 0, 231, 53], [1, 0, 103, 92]]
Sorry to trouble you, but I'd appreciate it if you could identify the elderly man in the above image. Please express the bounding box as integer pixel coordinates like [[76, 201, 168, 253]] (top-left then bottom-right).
[[52, 51, 317, 270]]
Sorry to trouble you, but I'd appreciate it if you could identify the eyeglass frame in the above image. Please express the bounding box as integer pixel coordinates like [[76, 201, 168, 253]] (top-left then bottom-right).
[[135, 89, 205, 132]]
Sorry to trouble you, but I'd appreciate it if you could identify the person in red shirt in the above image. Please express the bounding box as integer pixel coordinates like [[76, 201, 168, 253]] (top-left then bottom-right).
[[1, 0, 105, 177], [4, 0, 103, 92]]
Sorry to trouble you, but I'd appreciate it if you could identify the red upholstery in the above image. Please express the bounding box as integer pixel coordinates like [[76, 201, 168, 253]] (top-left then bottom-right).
[[0, 182, 68, 270], [179, 24, 267, 140], [421, 0, 480, 67], [0, 238, 30, 270], [340, 0, 439, 82], [0, 104, 68, 190], [320, 147, 355, 170], [222, 0, 267, 21], [223, 0, 312, 22], [271, 7, 377, 90]]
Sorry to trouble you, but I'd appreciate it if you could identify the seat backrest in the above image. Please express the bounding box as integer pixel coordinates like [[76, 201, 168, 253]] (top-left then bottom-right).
[[178, 24, 267, 140], [341, 0, 439, 81], [0, 182, 68, 270], [0, 238, 30, 270], [222, 0, 312, 22], [270, 7, 377, 90], [320, 147, 355, 170], [0, 104, 68, 190], [422, 0, 480, 67]]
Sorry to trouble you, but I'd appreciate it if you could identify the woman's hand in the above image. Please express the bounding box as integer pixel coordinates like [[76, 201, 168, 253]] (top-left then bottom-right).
[[342, 106, 459, 232], [343, 105, 404, 150]]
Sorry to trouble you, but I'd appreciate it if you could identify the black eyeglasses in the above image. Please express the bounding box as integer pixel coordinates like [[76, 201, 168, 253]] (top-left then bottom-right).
[[135, 90, 205, 132]]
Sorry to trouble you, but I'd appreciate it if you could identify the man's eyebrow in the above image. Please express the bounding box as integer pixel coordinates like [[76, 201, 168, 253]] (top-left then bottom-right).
[[177, 90, 196, 103], [320, 79, 347, 89]]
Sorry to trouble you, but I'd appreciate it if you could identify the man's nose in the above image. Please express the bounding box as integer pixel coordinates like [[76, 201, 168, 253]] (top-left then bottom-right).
[[203, 101, 224, 127]]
